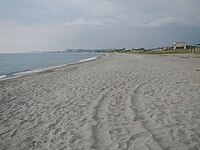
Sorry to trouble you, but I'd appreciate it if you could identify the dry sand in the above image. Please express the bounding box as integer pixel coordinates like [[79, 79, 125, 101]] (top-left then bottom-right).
[[0, 54, 200, 150]]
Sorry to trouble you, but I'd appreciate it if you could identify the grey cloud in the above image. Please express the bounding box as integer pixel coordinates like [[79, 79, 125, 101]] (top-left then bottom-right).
[[0, 0, 200, 52], [65, 18, 110, 28]]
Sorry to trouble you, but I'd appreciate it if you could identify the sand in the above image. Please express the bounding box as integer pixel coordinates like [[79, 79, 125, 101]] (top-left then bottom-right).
[[0, 53, 200, 150]]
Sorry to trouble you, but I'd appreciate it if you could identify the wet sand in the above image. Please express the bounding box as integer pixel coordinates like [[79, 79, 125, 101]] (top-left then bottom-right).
[[0, 54, 200, 150]]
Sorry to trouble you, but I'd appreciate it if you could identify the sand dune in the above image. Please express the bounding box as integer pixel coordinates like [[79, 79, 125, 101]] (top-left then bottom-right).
[[0, 54, 200, 150]]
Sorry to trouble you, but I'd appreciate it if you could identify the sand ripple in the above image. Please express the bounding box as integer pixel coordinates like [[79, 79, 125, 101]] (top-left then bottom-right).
[[0, 54, 200, 150]]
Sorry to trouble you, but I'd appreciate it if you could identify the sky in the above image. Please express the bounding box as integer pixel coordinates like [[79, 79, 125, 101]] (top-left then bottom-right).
[[0, 0, 200, 53]]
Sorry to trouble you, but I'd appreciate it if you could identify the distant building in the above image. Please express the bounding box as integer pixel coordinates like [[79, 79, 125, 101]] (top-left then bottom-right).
[[174, 42, 186, 50]]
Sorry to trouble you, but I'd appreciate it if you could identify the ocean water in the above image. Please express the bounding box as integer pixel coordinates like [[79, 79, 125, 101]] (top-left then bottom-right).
[[0, 53, 98, 80]]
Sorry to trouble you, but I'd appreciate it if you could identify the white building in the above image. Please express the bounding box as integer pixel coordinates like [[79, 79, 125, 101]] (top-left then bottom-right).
[[174, 42, 186, 50]]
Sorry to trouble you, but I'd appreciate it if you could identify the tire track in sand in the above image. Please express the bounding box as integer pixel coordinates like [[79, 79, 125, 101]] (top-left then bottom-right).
[[90, 71, 163, 150], [104, 74, 163, 150], [91, 86, 119, 150], [128, 80, 164, 150]]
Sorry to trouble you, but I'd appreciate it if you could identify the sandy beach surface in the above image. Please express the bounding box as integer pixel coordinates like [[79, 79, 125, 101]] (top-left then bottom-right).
[[0, 54, 200, 150]]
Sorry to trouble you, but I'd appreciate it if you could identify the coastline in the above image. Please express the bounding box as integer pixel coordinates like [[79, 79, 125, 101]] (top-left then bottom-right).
[[0, 55, 101, 81], [0, 53, 199, 149]]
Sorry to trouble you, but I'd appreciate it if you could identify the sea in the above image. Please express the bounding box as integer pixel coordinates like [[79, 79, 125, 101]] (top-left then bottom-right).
[[0, 52, 99, 80]]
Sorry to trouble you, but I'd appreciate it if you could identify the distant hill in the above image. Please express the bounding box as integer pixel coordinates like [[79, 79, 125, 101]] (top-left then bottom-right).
[[48, 49, 114, 53]]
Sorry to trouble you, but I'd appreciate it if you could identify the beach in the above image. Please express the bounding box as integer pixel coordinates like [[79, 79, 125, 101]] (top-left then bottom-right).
[[0, 53, 200, 150]]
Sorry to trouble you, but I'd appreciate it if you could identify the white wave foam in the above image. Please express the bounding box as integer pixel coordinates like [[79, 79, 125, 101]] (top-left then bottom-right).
[[79, 56, 99, 62], [0, 75, 6, 79]]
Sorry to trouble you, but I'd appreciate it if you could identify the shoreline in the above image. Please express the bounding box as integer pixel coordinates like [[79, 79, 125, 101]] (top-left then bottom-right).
[[0, 55, 101, 81], [1, 52, 198, 82]]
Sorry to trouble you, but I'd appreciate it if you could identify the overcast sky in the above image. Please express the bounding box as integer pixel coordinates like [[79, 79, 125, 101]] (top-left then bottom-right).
[[0, 0, 200, 53]]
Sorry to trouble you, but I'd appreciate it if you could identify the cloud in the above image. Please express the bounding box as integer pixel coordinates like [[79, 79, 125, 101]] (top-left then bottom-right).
[[149, 17, 177, 27], [147, 16, 200, 30], [65, 18, 109, 28], [126, 16, 199, 30], [148, 17, 185, 27], [1, 0, 200, 52]]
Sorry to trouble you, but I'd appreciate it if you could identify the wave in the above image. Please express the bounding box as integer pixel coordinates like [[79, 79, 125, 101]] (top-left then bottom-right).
[[78, 56, 99, 62], [0, 75, 7, 79]]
